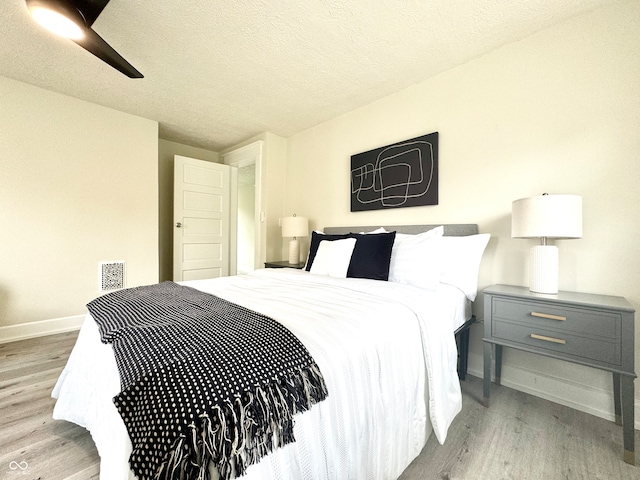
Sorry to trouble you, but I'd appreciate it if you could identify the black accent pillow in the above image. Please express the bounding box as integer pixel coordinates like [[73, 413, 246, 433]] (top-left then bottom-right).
[[305, 231, 396, 281], [346, 231, 396, 281]]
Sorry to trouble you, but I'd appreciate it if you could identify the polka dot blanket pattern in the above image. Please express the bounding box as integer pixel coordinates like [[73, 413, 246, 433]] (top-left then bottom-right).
[[86, 281, 328, 480]]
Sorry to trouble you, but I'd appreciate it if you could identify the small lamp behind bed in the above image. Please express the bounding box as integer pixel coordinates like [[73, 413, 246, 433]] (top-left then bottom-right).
[[282, 214, 309, 264], [512, 193, 582, 294]]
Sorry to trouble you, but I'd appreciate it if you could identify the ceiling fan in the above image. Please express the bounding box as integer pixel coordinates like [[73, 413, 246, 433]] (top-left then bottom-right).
[[25, 0, 143, 78]]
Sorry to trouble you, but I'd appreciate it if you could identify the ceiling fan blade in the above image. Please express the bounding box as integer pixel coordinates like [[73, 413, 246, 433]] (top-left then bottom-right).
[[74, 27, 143, 78], [67, 0, 110, 27]]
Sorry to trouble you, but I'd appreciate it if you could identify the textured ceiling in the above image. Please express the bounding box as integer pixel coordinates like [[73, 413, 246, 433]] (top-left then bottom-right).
[[0, 0, 608, 151]]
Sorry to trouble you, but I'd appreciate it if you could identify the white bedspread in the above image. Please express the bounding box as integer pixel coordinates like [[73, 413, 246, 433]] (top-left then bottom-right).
[[52, 269, 463, 480]]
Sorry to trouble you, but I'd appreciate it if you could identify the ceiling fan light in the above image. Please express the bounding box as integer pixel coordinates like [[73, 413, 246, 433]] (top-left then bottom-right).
[[28, 4, 85, 40]]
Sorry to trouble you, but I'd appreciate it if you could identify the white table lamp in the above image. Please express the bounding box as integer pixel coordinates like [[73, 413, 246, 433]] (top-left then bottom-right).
[[512, 194, 582, 294], [281, 214, 308, 264]]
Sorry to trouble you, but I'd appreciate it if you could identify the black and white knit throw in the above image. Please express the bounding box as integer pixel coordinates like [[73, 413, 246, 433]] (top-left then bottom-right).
[[87, 281, 328, 480]]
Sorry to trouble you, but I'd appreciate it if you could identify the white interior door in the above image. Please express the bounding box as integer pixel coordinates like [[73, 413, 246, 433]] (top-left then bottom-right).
[[173, 156, 234, 281]]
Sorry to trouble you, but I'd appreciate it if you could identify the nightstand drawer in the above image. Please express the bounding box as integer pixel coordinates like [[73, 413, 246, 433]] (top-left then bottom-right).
[[492, 320, 621, 366], [493, 298, 620, 340]]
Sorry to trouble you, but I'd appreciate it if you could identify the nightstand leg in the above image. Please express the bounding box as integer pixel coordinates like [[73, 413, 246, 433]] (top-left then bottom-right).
[[494, 344, 503, 386], [458, 328, 470, 381], [621, 375, 635, 465], [483, 342, 491, 407], [613, 373, 622, 426]]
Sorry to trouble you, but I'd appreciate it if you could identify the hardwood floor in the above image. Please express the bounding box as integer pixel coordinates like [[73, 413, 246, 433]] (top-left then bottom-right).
[[1, 331, 639, 479], [1, 331, 99, 480], [399, 377, 640, 480]]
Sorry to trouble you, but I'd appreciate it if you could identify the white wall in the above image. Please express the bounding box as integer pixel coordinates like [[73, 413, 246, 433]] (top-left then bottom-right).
[[285, 1, 640, 420], [158, 139, 220, 281], [0, 76, 159, 342]]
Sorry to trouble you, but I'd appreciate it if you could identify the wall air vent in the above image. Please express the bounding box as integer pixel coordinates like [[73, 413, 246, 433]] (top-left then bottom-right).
[[99, 261, 126, 291]]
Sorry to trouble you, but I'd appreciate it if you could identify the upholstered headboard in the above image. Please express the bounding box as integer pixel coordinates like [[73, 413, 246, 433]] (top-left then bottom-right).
[[323, 224, 478, 236]]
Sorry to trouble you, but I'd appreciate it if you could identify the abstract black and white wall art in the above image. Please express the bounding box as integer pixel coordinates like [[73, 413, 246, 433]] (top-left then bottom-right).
[[350, 132, 438, 212]]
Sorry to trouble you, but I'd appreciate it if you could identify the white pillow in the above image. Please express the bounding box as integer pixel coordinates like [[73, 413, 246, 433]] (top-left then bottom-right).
[[439, 233, 490, 301], [388, 226, 444, 289], [309, 238, 357, 278]]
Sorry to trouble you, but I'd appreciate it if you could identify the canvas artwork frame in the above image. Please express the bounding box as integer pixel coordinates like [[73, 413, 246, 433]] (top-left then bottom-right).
[[350, 132, 438, 212]]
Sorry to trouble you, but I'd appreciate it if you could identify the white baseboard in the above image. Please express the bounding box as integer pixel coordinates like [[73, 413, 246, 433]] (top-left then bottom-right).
[[0, 314, 85, 344], [467, 351, 640, 430]]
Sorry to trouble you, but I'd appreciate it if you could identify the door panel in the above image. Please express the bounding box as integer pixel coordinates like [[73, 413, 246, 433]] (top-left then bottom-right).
[[184, 191, 219, 211], [183, 165, 224, 186], [173, 156, 233, 281], [184, 217, 221, 235], [182, 268, 222, 281], [183, 244, 222, 262]]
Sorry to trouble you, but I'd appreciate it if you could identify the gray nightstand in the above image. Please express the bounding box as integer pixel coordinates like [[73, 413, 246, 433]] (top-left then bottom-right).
[[264, 261, 305, 269], [482, 284, 636, 465]]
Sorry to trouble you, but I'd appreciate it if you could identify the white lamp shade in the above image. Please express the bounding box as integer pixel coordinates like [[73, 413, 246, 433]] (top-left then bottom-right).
[[281, 216, 308, 238], [512, 194, 582, 239]]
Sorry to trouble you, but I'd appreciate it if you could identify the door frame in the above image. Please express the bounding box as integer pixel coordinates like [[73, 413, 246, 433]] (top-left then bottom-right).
[[222, 141, 264, 271]]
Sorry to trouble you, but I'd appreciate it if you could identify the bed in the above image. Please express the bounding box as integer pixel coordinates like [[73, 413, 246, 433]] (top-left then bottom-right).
[[52, 223, 489, 480]]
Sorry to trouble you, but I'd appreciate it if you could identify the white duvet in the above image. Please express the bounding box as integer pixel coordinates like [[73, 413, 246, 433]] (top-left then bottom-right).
[[52, 269, 464, 480]]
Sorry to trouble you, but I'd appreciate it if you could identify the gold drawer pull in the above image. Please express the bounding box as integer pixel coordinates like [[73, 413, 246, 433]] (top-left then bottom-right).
[[531, 311, 567, 321], [530, 333, 566, 345]]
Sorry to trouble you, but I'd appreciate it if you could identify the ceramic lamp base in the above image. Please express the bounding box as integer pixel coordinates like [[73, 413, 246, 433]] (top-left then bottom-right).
[[529, 245, 558, 294], [288, 238, 300, 264]]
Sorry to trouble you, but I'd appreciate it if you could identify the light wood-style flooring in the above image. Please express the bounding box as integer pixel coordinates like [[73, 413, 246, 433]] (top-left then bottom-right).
[[399, 374, 640, 480], [1, 331, 99, 479], [2, 331, 639, 479]]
